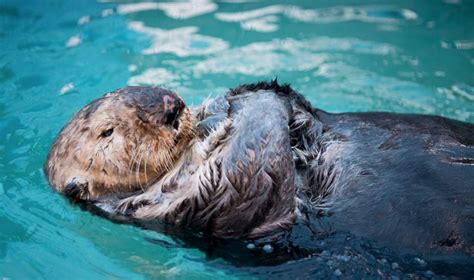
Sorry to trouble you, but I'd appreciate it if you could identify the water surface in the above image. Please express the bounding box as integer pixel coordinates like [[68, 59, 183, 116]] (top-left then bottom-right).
[[1, 0, 473, 278]]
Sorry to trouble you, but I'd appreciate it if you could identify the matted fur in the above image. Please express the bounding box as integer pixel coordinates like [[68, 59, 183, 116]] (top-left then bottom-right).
[[45, 81, 345, 238], [45, 81, 347, 238], [46, 81, 474, 260], [116, 90, 300, 238]]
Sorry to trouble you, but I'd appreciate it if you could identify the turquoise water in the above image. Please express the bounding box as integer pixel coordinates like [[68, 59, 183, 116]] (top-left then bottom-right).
[[1, 0, 473, 278]]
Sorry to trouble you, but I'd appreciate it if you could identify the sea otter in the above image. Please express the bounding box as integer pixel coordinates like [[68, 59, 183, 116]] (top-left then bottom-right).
[[44, 81, 474, 260]]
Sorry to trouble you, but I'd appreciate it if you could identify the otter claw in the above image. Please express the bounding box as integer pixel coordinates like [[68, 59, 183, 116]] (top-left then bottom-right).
[[115, 196, 151, 216]]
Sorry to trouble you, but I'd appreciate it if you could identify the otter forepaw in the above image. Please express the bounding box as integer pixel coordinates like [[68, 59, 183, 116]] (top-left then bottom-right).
[[115, 194, 156, 216]]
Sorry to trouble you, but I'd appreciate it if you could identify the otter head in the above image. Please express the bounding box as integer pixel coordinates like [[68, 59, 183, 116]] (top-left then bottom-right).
[[44, 86, 194, 200]]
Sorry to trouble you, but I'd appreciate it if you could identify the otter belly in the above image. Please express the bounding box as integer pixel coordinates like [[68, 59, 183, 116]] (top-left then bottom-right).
[[311, 111, 474, 257]]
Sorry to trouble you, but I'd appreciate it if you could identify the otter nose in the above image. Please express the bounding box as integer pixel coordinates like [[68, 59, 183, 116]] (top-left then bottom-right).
[[162, 95, 184, 128], [125, 87, 185, 127]]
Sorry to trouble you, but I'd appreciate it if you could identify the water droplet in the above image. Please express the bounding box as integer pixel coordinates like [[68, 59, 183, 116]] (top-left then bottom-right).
[[414, 257, 427, 266], [262, 244, 273, 253]]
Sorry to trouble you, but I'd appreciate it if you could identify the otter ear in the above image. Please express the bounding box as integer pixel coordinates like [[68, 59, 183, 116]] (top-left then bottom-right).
[[64, 176, 89, 198]]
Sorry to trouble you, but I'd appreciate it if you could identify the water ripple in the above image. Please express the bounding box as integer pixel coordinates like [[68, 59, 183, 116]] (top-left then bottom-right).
[[1, 0, 473, 278], [128, 68, 179, 86], [117, 0, 217, 19], [128, 21, 228, 56], [192, 37, 395, 75], [216, 5, 418, 32]]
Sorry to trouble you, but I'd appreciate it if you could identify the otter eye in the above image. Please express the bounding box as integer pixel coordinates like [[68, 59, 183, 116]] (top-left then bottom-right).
[[100, 128, 114, 138]]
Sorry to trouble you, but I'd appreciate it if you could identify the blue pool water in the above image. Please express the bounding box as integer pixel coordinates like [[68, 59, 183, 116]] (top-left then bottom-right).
[[1, 0, 473, 278]]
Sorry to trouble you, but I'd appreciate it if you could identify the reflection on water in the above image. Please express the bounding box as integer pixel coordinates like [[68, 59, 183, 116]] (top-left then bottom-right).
[[117, 0, 217, 19], [191, 37, 394, 75], [65, 35, 82, 48], [216, 5, 417, 32], [0, 0, 473, 278], [128, 21, 228, 56], [128, 67, 179, 86], [442, 39, 474, 50]]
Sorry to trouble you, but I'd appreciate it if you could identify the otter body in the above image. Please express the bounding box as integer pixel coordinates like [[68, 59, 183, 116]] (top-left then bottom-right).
[[307, 111, 474, 255], [45, 81, 474, 265], [189, 83, 474, 255]]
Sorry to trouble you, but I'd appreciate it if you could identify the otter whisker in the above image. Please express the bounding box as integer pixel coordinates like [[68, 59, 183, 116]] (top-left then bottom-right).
[[128, 144, 141, 190], [143, 143, 151, 188], [85, 158, 94, 171], [155, 158, 163, 174], [136, 145, 147, 192], [147, 143, 158, 179], [99, 147, 108, 171], [135, 147, 143, 190]]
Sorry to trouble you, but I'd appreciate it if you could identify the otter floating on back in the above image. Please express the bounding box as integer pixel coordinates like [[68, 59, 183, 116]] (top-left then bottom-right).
[[44, 81, 474, 266]]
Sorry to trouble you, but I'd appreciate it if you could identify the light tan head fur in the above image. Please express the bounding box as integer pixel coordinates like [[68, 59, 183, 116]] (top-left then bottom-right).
[[44, 86, 194, 200]]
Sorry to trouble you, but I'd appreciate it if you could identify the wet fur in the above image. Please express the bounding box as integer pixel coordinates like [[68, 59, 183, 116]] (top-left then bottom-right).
[[46, 81, 474, 258], [115, 89, 299, 238], [111, 81, 474, 255], [44, 87, 194, 200]]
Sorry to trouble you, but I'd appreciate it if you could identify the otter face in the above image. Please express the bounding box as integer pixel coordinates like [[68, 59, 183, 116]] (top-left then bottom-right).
[[44, 86, 194, 200]]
